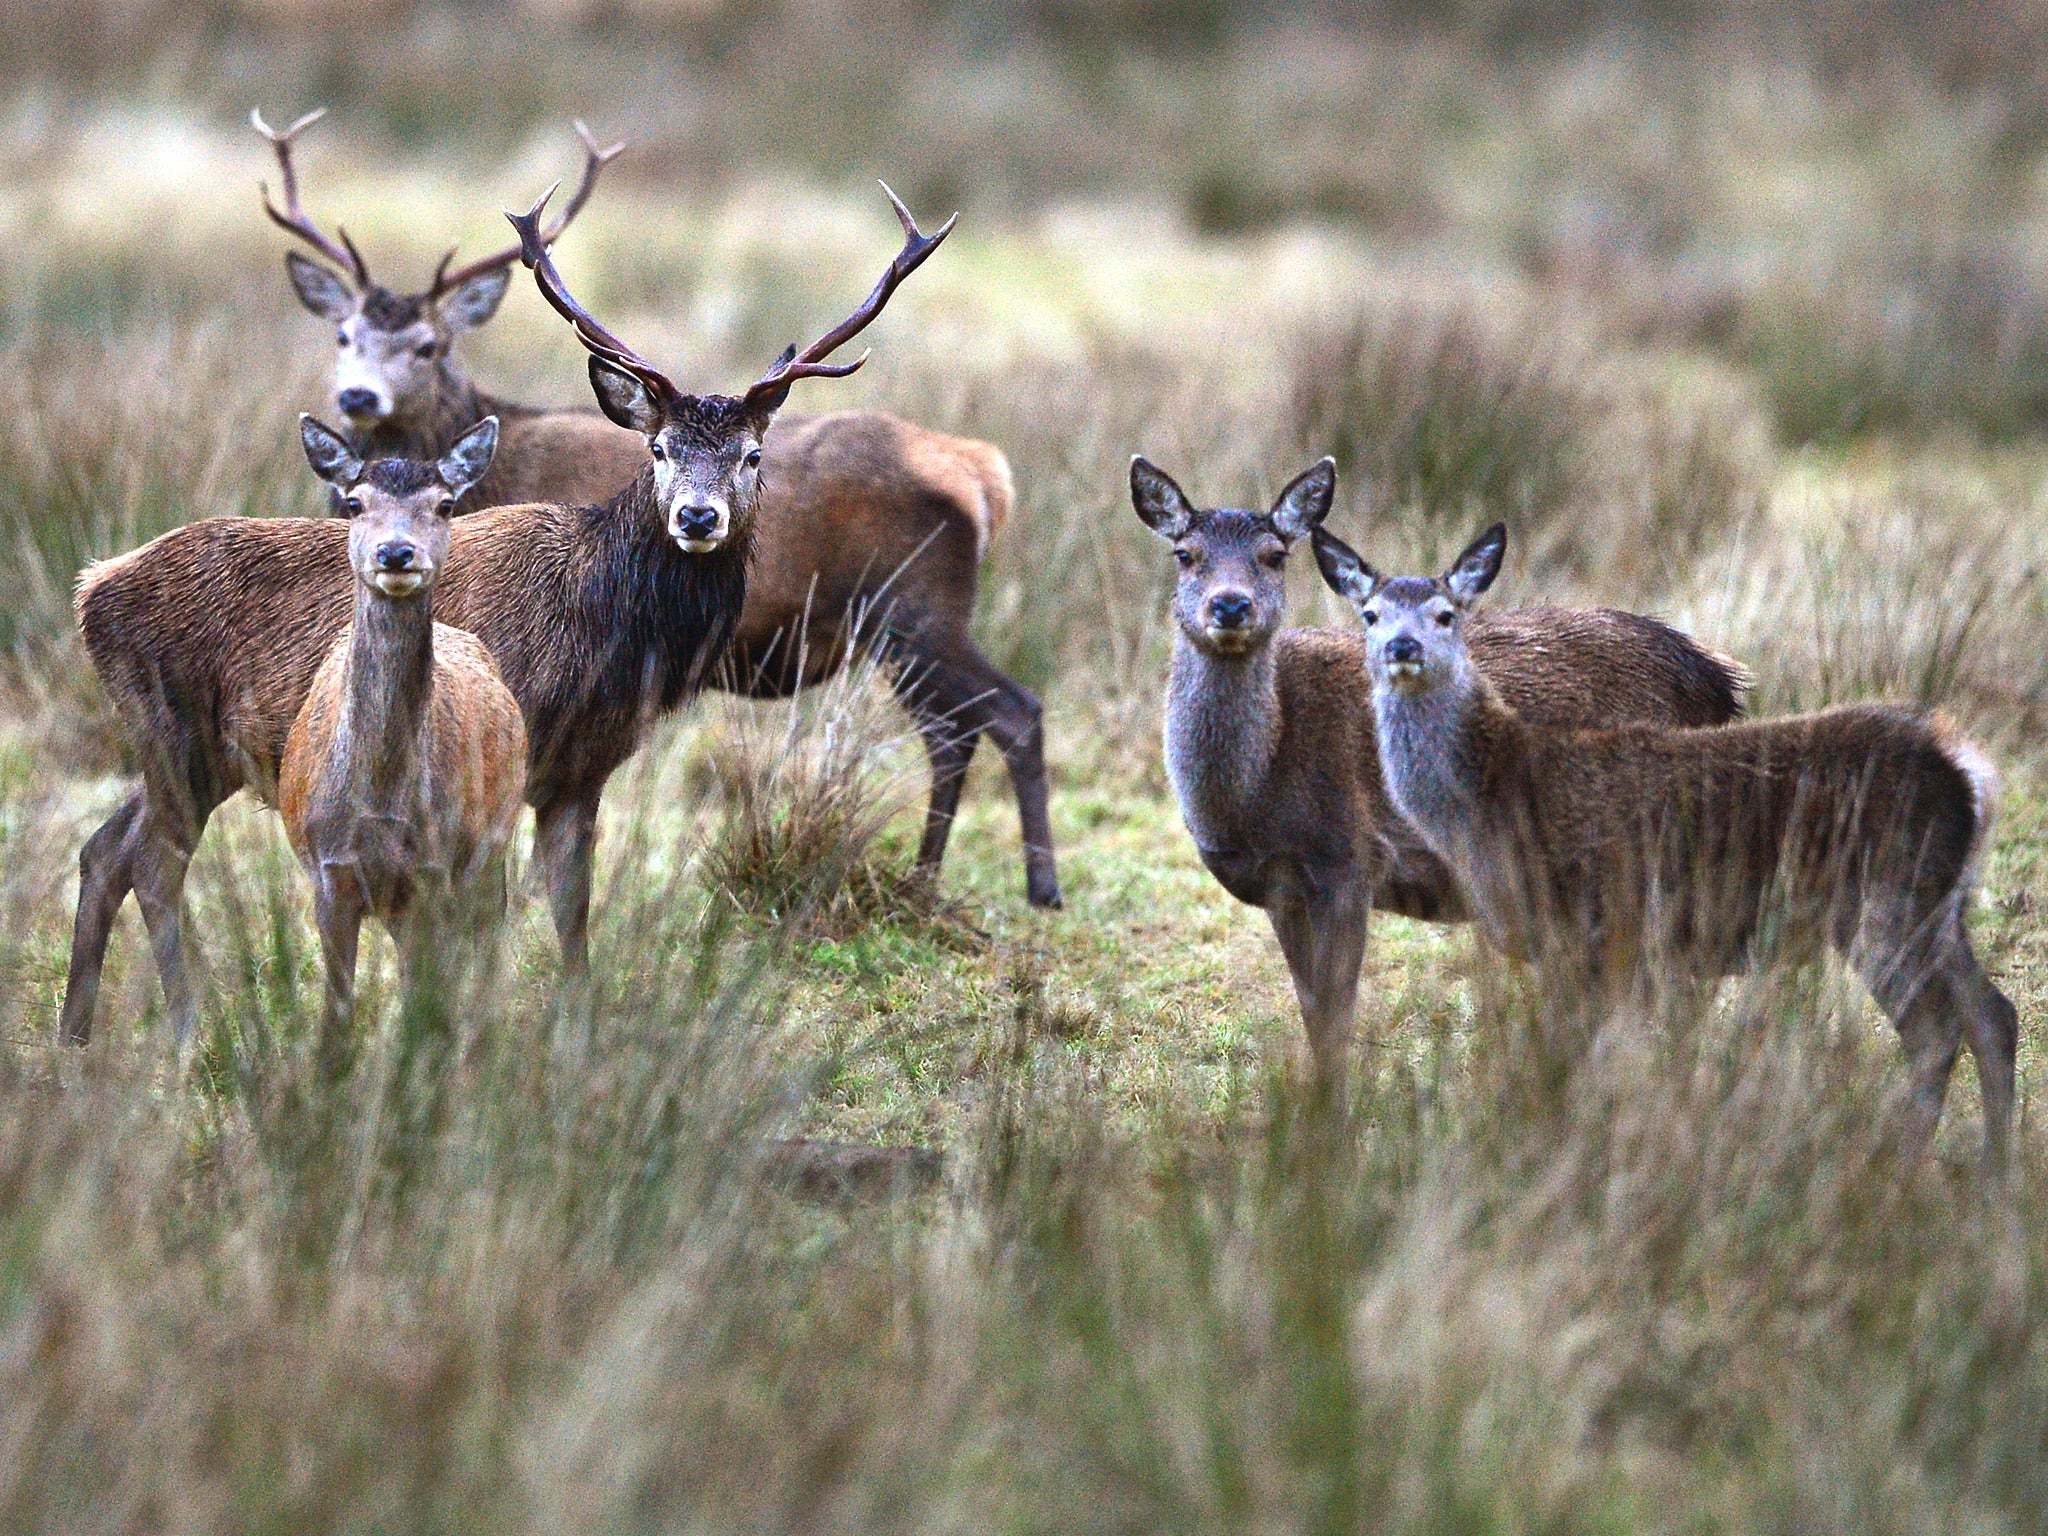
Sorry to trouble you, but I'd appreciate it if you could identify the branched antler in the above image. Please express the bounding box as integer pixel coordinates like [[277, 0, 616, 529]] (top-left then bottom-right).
[[252, 107, 370, 287], [506, 183, 675, 402], [741, 183, 957, 409], [435, 121, 625, 297]]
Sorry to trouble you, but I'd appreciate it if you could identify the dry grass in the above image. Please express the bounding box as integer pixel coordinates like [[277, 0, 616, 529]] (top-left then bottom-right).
[[2, 3, 2048, 1530]]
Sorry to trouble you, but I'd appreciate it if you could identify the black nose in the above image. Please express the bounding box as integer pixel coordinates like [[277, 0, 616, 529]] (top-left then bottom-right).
[[375, 542, 415, 571], [1209, 592, 1253, 629], [676, 505, 719, 540], [337, 387, 380, 418], [1385, 634, 1423, 665]]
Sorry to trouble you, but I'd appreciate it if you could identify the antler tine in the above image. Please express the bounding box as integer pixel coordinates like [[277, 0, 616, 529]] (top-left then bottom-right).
[[251, 106, 369, 287], [434, 120, 626, 296], [505, 185, 672, 395], [743, 181, 958, 408]]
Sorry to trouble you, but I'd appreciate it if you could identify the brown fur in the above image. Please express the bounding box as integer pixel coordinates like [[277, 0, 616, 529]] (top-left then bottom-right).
[[279, 623, 526, 884], [367, 394, 1053, 905], [60, 461, 749, 1044], [1134, 456, 1748, 1084], [1337, 527, 2018, 1164]]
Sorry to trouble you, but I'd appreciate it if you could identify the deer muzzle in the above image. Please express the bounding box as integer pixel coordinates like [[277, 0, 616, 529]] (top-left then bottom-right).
[[668, 494, 730, 553]]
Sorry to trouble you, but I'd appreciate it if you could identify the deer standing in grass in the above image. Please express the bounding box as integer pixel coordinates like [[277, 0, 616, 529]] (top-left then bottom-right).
[[1315, 520, 2017, 1162], [257, 107, 1058, 908], [280, 417, 525, 1044], [1131, 456, 1747, 1083], [60, 184, 948, 1045]]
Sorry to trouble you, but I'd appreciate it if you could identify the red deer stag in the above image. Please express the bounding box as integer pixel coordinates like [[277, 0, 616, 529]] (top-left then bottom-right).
[[258, 108, 1059, 909], [1132, 456, 1747, 1086], [60, 185, 949, 1044], [279, 417, 526, 1051], [1317, 521, 2016, 1166]]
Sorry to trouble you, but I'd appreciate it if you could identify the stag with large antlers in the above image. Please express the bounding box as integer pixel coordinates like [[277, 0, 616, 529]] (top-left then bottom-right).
[[255, 107, 625, 507], [60, 186, 956, 1044], [252, 108, 1061, 911]]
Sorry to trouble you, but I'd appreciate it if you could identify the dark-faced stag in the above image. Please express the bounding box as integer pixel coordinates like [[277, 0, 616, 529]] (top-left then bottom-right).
[[258, 108, 1062, 911], [60, 185, 950, 1044]]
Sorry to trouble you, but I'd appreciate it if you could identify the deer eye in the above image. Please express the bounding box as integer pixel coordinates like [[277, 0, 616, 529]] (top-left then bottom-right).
[[438, 498, 456, 516], [1259, 549, 1287, 569], [1435, 610, 1454, 628], [336, 330, 350, 347], [1361, 609, 1379, 626], [744, 448, 762, 469], [649, 442, 666, 461], [1174, 548, 1195, 567], [415, 341, 437, 359], [344, 496, 364, 515]]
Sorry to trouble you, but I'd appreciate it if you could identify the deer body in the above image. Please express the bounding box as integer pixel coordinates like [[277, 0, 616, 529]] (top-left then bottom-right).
[[1133, 457, 1746, 1080], [264, 109, 1054, 906], [1322, 522, 2018, 1160], [277, 419, 525, 1037]]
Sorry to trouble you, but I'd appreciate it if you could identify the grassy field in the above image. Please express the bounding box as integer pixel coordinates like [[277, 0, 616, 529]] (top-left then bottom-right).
[[7, 2, 2048, 1530]]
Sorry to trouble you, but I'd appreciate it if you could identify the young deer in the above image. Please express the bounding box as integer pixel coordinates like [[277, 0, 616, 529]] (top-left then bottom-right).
[[1132, 456, 1746, 1082], [61, 186, 947, 1045], [1316, 521, 2017, 1161], [259, 108, 1058, 908], [279, 418, 525, 1042]]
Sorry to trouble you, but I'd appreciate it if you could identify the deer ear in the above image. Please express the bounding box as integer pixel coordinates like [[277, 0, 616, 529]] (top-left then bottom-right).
[[1270, 457, 1336, 542], [1313, 527, 1378, 605], [439, 267, 512, 332], [1445, 522, 1506, 605], [745, 344, 799, 424], [437, 416, 499, 499], [1130, 456, 1195, 540], [286, 252, 355, 321], [298, 414, 363, 486], [587, 356, 664, 434]]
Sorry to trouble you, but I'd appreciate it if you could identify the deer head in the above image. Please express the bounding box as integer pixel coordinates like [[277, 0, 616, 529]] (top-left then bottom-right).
[[256, 108, 622, 433], [507, 180, 955, 554], [1131, 456, 1336, 658], [299, 414, 500, 599], [1314, 521, 1505, 696]]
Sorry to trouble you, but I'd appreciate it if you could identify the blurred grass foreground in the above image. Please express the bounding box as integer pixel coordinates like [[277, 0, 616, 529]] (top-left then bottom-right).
[[7, 0, 2048, 1531]]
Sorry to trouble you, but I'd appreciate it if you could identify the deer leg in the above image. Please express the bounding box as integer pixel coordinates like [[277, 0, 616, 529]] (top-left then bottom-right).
[[129, 809, 203, 1044], [888, 661, 980, 882], [534, 794, 599, 976], [1946, 933, 2019, 1173], [59, 787, 148, 1045], [312, 881, 364, 1082], [1266, 875, 1371, 1096], [893, 635, 1061, 909]]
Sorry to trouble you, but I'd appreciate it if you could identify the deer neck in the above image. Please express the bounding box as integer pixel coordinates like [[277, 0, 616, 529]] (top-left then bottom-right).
[[1371, 655, 1507, 867], [337, 582, 436, 820], [1163, 632, 1281, 853]]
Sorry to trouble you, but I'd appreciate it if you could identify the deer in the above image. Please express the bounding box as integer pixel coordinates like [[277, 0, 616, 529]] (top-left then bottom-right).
[[278, 416, 526, 1050], [1315, 520, 2017, 1165], [257, 107, 1060, 910], [1130, 455, 1748, 1086], [59, 183, 950, 1046]]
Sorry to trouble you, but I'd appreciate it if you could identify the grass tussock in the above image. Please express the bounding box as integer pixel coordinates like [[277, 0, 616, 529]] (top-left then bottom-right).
[[701, 643, 982, 944], [1287, 297, 1769, 588]]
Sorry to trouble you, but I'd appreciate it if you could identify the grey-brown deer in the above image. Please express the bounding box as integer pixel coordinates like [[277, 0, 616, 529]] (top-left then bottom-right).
[[259, 108, 1058, 909], [279, 417, 526, 1052], [60, 184, 948, 1045], [1317, 520, 2017, 1165], [1131, 455, 1747, 1085]]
